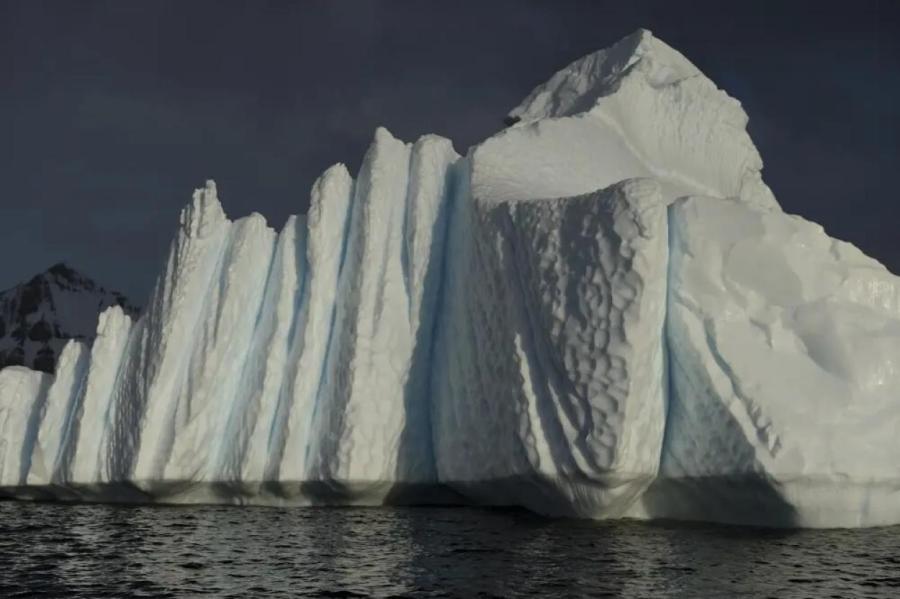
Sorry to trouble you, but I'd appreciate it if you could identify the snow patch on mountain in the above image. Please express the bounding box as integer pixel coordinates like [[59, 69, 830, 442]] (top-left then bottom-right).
[[0, 263, 139, 373]]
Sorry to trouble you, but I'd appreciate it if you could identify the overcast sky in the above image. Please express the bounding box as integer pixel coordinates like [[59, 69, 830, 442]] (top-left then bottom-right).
[[3, 1, 899, 301]]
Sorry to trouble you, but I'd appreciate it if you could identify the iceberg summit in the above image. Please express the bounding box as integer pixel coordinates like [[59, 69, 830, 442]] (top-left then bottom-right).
[[2, 30, 899, 528]]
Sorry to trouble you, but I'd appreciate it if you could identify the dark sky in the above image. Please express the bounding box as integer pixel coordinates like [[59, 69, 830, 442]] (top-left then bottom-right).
[[3, 1, 899, 301]]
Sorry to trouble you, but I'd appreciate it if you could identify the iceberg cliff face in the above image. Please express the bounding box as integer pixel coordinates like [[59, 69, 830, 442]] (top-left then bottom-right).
[[1, 29, 898, 527], [432, 178, 669, 517]]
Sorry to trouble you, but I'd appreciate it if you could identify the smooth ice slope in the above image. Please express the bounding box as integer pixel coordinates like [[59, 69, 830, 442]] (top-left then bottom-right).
[[639, 197, 900, 527], [0, 29, 897, 528]]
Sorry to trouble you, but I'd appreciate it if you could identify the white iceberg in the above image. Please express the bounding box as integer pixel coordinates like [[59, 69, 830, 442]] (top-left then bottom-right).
[[0, 29, 897, 527]]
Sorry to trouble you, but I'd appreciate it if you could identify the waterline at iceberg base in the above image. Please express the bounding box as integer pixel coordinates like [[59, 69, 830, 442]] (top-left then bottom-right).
[[2, 30, 899, 528]]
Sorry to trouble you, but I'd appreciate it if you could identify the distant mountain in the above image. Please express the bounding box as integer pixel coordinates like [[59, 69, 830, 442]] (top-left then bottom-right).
[[0, 263, 139, 373]]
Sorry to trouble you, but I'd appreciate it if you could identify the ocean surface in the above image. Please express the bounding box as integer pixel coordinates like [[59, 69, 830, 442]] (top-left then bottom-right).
[[0, 501, 898, 598]]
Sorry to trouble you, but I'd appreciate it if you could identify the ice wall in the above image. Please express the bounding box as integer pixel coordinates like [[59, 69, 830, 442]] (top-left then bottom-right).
[[0, 366, 49, 487], [0, 127, 465, 506], [1, 29, 898, 527], [432, 178, 669, 518]]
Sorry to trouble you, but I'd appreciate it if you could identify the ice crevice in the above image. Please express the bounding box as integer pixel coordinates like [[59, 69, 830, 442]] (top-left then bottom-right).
[[1, 29, 899, 527]]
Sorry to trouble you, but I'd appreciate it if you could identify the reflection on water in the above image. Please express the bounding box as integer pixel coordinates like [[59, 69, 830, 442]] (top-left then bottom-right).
[[0, 501, 898, 597]]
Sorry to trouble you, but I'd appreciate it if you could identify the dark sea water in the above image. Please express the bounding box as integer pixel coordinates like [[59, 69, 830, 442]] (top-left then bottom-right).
[[0, 502, 898, 598]]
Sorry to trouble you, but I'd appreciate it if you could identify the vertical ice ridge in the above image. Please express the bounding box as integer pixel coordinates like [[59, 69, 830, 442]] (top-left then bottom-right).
[[296, 129, 461, 488], [26, 340, 89, 485], [66, 306, 133, 484], [265, 228, 312, 482], [153, 223, 235, 481], [0, 367, 50, 486], [239, 216, 307, 485], [229, 215, 303, 484], [130, 181, 232, 483], [272, 164, 353, 483], [98, 317, 143, 483], [243, 216, 309, 482], [306, 127, 412, 484], [51, 347, 92, 483], [17, 370, 53, 485], [54, 307, 134, 485], [394, 137, 461, 482], [303, 139, 369, 480], [103, 317, 147, 481], [161, 213, 275, 483], [210, 216, 285, 483], [405, 137, 460, 327]]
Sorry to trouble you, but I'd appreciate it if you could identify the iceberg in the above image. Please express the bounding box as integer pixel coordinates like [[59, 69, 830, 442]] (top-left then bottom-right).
[[639, 197, 900, 527], [1, 29, 897, 527]]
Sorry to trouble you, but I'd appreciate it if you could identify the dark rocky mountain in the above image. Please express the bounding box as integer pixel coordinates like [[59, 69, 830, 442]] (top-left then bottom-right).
[[0, 263, 139, 373]]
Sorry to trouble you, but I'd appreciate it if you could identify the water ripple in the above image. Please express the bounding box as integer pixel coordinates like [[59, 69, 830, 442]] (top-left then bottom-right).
[[0, 502, 898, 597]]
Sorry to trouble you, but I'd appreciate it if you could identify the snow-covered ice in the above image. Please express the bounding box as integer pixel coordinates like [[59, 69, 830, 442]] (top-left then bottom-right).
[[0, 366, 49, 487], [636, 197, 900, 527], [0, 29, 897, 527]]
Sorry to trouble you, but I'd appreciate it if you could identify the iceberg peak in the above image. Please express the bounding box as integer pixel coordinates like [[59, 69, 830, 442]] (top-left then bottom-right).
[[493, 30, 777, 211], [180, 179, 227, 239], [508, 28, 698, 123]]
